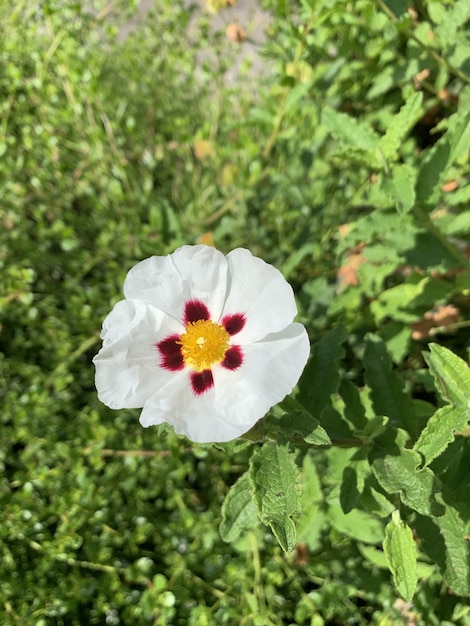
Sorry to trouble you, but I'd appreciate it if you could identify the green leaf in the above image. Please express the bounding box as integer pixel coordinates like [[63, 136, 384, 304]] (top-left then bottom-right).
[[364, 335, 417, 437], [414, 405, 469, 467], [384, 511, 418, 601], [415, 502, 470, 597], [340, 448, 370, 513], [379, 92, 423, 161], [297, 455, 324, 550], [249, 443, 301, 551], [298, 325, 347, 419], [339, 379, 368, 431], [340, 465, 361, 514], [387, 163, 416, 214], [328, 501, 384, 544], [322, 107, 380, 154], [416, 115, 470, 205], [251, 409, 331, 446], [424, 343, 470, 408], [276, 410, 332, 446], [220, 472, 259, 543], [370, 430, 441, 517], [434, 500, 470, 597], [433, 0, 470, 50]]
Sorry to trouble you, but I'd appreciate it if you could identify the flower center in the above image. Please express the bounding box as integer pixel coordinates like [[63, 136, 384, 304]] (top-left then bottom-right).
[[178, 320, 230, 372]]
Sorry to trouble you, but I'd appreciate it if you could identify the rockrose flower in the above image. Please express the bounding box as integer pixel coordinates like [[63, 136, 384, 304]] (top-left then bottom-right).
[[93, 245, 310, 443]]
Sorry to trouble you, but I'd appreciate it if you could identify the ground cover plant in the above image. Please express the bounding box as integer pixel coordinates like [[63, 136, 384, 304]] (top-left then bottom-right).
[[1, 0, 470, 624]]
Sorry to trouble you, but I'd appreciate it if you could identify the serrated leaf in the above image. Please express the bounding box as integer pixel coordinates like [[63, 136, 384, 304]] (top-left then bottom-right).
[[364, 335, 417, 437], [414, 405, 469, 467], [433, 497, 470, 597], [434, 506, 470, 596], [249, 443, 300, 552], [220, 472, 258, 543], [379, 92, 423, 161], [298, 325, 347, 419], [322, 107, 380, 154], [415, 501, 470, 597], [424, 343, 470, 408], [384, 511, 418, 601], [370, 430, 440, 517]]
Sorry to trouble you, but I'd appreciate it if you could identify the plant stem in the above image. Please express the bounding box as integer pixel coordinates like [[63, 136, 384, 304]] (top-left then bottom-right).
[[375, 0, 470, 85]]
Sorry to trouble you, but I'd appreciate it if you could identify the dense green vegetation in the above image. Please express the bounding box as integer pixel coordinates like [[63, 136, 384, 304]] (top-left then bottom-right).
[[1, 0, 469, 624]]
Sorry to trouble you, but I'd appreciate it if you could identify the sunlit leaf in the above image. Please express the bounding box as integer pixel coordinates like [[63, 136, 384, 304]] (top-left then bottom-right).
[[384, 511, 418, 601], [220, 472, 258, 542], [424, 344, 470, 408], [322, 107, 381, 154], [249, 443, 300, 552], [379, 92, 423, 161], [414, 405, 469, 467]]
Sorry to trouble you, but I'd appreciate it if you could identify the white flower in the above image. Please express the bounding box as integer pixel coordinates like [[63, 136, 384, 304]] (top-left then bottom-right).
[[93, 245, 310, 443]]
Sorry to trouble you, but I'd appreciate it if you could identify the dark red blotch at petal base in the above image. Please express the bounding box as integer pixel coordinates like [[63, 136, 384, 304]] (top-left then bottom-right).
[[191, 369, 214, 395], [222, 313, 246, 335], [184, 299, 210, 324], [157, 335, 184, 371], [222, 345, 243, 370]]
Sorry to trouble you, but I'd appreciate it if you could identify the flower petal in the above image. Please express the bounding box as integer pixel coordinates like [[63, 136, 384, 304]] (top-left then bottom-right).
[[93, 299, 183, 409], [221, 248, 298, 343], [139, 322, 310, 443], [123, 245, 228, 322]]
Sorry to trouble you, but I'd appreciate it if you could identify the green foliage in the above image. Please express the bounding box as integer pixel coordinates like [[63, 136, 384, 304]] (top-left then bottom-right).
[[2, 0, 470, 624], [384, 511, 418, 602], [249, 443, 301, 552]]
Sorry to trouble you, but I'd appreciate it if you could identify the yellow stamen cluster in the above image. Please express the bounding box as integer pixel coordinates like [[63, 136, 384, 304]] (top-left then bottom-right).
[[178, 320, 230, 372]]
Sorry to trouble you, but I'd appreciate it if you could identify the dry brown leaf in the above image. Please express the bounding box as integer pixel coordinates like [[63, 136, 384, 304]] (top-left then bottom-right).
[[197, 232, 215, 247], [338, 223, 351, 238], [337, 252, 366, 289], [226, 23, 246, 43], [441, 180, 459, 192], [413, 68, 430, 89], [410, 304, 460, 340]]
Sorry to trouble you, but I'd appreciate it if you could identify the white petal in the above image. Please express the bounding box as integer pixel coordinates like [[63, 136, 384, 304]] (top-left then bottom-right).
[[123, 245, 228, 322], [221, 248, 298, 343], [139, 322, 310, 443], [93, 299, 183, 409]]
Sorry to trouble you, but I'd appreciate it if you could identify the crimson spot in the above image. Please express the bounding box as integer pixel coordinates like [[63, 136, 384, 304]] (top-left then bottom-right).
[[222, 345, 243, 370], [184, 299, 210, 324], [157, 335, 184, 371], [222, 313, 246, 335], [190, 369, 214, 395]]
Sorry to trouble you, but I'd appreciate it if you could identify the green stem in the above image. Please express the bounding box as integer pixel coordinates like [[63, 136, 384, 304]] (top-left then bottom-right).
[[375, 0, 470, 85]]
